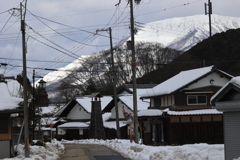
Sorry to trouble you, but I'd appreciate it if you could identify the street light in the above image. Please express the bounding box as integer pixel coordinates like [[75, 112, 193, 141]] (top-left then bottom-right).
[[38, 79, 46, 89], [32, 69, 46, 140]]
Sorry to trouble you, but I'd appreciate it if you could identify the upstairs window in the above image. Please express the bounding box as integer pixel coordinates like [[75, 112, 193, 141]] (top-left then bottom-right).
[[187, 95, 207, 105], [153, 97, 161, 107]]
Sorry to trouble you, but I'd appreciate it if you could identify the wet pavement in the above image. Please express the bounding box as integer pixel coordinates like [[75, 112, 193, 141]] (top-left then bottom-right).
[[59, 144, 130, 160]]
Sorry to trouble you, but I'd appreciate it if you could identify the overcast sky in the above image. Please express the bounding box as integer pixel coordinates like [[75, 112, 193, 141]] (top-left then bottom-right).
[[0, 0, 239, 80]]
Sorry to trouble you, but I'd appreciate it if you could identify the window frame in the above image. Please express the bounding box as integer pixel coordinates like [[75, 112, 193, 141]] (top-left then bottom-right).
[[187, 95, 207, 105]]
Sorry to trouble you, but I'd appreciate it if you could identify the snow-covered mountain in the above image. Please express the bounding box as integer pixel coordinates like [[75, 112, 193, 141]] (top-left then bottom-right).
[[43, 14, 240, 100], [134, 14, 240, 51]]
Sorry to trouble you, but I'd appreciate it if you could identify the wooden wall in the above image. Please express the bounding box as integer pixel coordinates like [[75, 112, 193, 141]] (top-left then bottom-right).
[[165, 115, 223, 145], [0, 113, 11, 140]]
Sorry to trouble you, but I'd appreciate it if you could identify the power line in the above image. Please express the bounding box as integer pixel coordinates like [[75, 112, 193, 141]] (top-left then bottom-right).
[[27, 24, 82, 58], [27, 34, 79, 59], [26, 9, 112, 40], [136, 0, 203, 17]]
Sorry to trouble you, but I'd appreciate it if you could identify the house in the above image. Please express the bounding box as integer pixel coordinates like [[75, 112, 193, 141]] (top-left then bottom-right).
[[102, 84, 155, 139], [54, 94, 112, 140], [139, 65, 233, 145], [39, 105, 62, 141], [0, 83, 23, 159], [211, 76, 240, 160]]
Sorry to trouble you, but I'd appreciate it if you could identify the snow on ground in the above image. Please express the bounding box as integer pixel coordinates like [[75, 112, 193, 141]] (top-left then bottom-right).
[[3, 139, 231, 160], [62, 139, 225, 160], [3, 139, 64, 160]]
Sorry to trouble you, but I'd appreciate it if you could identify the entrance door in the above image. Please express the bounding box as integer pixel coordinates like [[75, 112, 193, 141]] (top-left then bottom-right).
[[67, 129, 79, 140]]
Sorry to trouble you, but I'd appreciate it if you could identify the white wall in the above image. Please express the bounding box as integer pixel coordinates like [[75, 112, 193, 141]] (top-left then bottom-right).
[[67, 103, 91, 120], [58, 128, 66, 135], [111, 101, 133, 119], [186, 72, 230, 90]]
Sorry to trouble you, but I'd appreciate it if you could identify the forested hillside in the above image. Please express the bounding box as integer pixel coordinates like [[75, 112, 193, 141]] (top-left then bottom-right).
[[137, 28, 240, 84]]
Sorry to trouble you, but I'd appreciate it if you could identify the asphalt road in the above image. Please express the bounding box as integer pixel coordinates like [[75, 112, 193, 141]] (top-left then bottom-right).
[[59, 144, 131, 160]]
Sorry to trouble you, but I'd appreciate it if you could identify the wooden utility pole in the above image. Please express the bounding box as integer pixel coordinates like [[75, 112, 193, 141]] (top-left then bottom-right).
[[96, 28, 121, 139], [129, 0, 139, 143], [205, 0, 213, 62], [20, 1, 30, 157], [32, 69, 35, 141]]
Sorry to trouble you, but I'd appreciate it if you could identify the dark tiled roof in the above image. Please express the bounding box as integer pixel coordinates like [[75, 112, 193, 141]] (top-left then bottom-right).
[[169, 105, 212, 111]]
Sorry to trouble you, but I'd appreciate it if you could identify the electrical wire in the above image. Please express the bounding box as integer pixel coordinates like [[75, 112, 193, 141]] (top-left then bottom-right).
[[27, 24, 82, 58], [136, 0, 203, 17], [27, 34, 79, 59], [26, 9, 112, 40]]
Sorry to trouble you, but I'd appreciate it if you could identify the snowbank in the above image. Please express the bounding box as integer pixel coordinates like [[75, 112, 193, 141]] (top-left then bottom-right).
[[61, 139, 225, 160], [3, 139, 64, 160]]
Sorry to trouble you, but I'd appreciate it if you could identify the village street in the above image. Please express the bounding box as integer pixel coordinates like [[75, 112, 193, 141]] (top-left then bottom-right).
[[59, 143, 129, 160]]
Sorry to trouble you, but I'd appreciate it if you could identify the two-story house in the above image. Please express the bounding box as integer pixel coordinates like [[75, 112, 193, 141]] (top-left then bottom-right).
[[139, 65, 232, 145]]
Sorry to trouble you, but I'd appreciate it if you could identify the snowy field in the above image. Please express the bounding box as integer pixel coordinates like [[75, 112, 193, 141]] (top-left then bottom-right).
[[4, 139, 239, 160]]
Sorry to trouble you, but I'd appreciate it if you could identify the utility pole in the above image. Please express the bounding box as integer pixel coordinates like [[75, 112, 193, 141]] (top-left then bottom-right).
[[32, 69, 35, 141], [129, 0, 140, 143], [96, 27, 121, 139], [21, 1, 30, 157], [205, 0, 213, 62]]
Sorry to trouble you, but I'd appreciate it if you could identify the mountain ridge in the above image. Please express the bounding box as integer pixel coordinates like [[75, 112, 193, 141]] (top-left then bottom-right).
[[42, 14, 240, 101]]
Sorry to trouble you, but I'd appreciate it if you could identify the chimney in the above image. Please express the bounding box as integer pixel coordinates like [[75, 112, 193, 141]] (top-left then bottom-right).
[[88, 93, 106, 139]]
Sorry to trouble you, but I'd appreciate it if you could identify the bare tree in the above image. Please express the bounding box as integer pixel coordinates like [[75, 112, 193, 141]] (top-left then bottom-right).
[[55, 42, 181, 100]]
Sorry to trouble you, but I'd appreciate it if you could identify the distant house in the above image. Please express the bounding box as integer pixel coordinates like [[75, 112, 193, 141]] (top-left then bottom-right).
[[39, 105, 62, 141], [211, 76, 240, 160], [140, 65, 233, 145], [54, 95, 112, 140], [102, 84, 155, 139], [0, 83, 23, 159]]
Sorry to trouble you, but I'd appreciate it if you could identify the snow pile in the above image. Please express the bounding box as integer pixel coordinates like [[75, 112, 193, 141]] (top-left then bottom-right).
[[0, 83, 22, 111], [3, 139, 64, 160], [61, 139, 225, 160]]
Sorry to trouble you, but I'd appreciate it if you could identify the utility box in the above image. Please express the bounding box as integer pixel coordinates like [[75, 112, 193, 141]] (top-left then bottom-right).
[[211, 76, 240, 160], [0, 141, 11, 159]]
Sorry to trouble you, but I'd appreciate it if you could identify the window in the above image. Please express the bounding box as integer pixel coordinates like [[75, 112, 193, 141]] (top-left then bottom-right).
[[161, 95, 175, 106], [187, 95, 207, 105], [43, 131, 49, 136], [79, 129, 83, 135], [153, 97, 161, 107], [0, 114, 9, 133]]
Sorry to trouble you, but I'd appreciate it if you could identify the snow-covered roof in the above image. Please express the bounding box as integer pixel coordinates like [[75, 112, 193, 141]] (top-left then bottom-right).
[[101, 113, 128, 129], [42, 127, 56, 131], [141, 66, 215, 98], [104, 121, 128, 129], [58, 122, 89, 128], [41, 105, 59, 115], [138, 109, 163, 117], [211, 76, 240, 102], [0, 83, 23, 111], [118, 95, 149, 111], [138, 109, 222, 117], [54, 95, 112, 117], [75, 96, 112, 113], [167, 109, 222, 115], [127, 88, 154, 97]]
